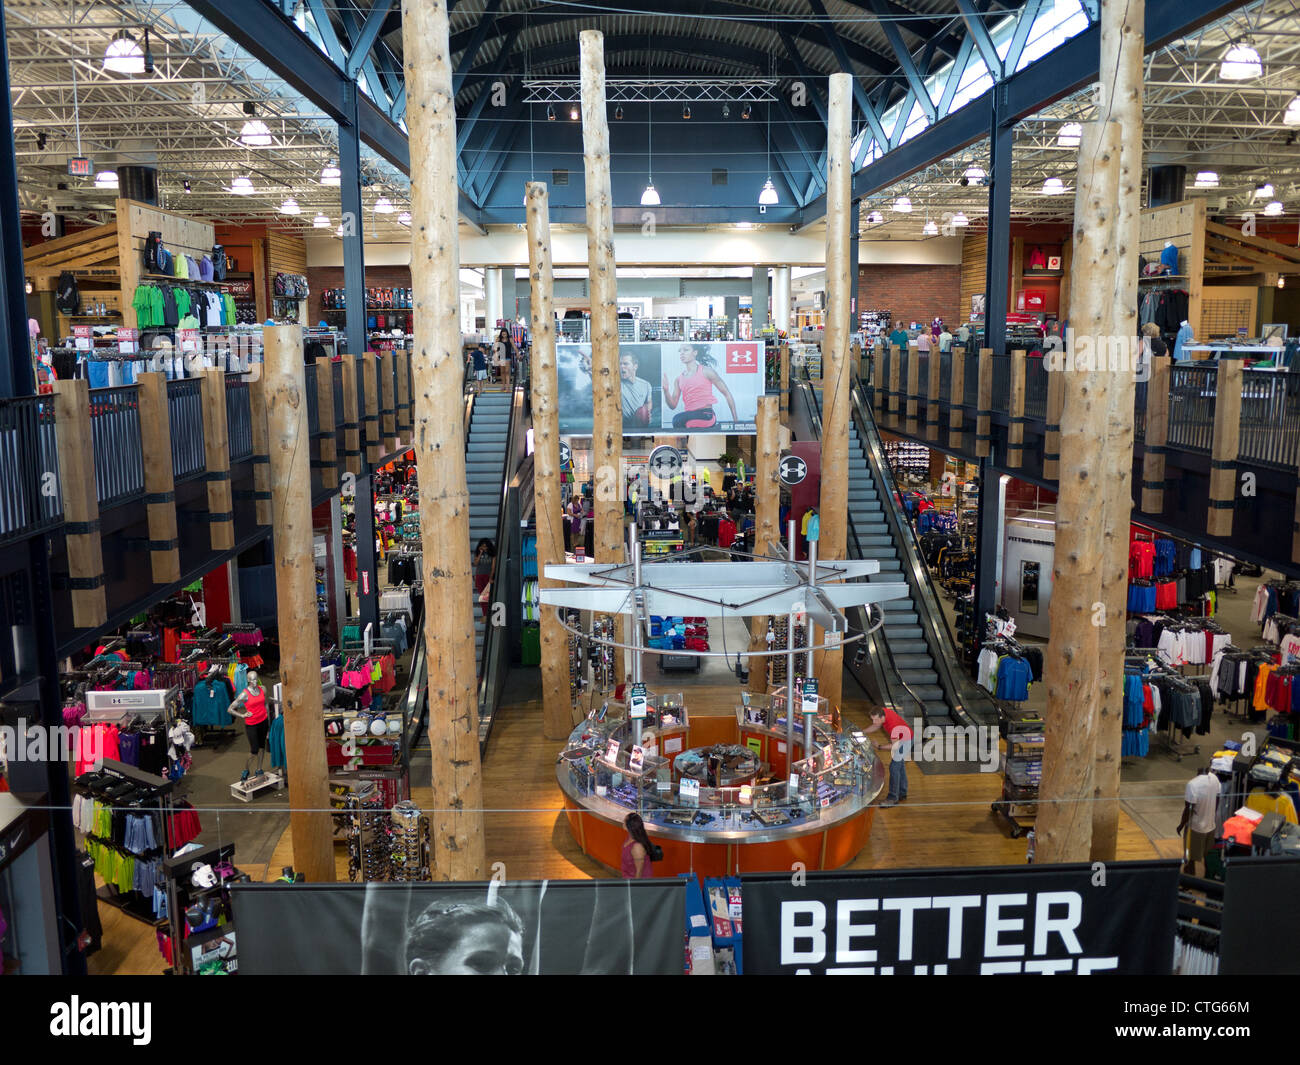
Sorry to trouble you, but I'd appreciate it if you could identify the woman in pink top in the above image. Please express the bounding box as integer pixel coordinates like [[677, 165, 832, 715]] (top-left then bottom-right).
[[620, 813, 655, 878], [662, 344, 738, 429]]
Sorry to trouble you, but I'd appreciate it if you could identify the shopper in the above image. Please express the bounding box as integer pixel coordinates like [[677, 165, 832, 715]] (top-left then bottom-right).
[[916, 329, 932, 354], [889, 324, 910, 351], [1178, 765, 1220, 878], [938, 326, 953, 353], [867, 706, 913, 807], [470, 345, 488, 392], [956, 322, 971, 346], [474, 539, 495, 619], [621, 813, 655, 878]]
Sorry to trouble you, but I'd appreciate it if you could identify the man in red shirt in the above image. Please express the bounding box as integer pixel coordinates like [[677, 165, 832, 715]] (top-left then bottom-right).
[[867, 706, 913, 807]]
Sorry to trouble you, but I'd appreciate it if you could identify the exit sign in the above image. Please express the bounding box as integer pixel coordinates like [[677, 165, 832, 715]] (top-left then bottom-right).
[[67, 157, 94, 177]]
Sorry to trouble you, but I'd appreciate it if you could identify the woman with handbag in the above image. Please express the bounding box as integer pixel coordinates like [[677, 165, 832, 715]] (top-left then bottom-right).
[[621, 813, 659, 878]]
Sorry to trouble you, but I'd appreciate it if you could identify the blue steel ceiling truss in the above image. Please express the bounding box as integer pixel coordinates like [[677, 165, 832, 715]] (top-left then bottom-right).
[[210, 0, 1241, 226]]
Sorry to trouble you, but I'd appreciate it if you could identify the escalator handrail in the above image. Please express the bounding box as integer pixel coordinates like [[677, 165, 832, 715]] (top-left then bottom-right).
[[845, 370, 990, 726], [475, 369, 526, 744], [792, 374, 922, 718]]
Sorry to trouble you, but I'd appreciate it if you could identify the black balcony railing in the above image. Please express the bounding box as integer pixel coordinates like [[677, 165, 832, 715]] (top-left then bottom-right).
[[88, 386, 144, 508], [168, 378, 206, 483], [0, 396, 60, 543]]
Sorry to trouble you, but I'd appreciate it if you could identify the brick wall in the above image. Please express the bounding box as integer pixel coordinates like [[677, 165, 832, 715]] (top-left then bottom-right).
[[858, 264, 961, 329]]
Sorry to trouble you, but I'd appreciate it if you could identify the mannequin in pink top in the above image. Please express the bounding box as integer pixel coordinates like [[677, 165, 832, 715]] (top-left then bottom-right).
[[662, 344, 739, 429], [228, 669, 274, 783]]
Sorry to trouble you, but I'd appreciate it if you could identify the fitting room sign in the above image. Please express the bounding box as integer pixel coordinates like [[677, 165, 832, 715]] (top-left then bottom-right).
[[741, 861, 1178, 975]]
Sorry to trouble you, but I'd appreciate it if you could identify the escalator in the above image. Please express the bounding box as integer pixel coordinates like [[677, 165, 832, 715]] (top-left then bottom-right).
[[790, 374, 997, 729], [405, 382, 529, 753]]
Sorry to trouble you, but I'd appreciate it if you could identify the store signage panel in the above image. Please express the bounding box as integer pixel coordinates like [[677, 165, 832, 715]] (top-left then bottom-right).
[[741, 861, 1178, 975], [555, 341, 765, 436], [230, 879, 685, 975]]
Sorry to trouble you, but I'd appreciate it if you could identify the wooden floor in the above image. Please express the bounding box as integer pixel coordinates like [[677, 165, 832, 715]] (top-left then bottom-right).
[[92, 684, 1172, 973]]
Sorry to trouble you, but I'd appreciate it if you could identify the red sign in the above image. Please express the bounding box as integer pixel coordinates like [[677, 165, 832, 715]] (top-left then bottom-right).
[[117, 328, 139, 355], [67, 157, 93, 177], [725, 343, 759, 373]]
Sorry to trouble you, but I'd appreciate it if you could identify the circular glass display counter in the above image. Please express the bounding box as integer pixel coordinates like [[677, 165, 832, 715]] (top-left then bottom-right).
[[556, 690, 886, 876]]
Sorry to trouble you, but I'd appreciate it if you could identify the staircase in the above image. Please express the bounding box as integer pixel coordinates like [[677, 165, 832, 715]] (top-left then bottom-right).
[[466, 390, 512, 666]]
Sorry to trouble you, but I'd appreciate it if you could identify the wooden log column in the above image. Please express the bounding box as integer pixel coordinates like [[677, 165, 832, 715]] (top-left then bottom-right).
[[949, 345, 967, 451], [262, 324, 334, 882], [402, 0, 485, 880], [52, 379, 107, 628], [1139, 355, 1169, 512], [314, 358, 339, 490], [1044, 355, 1066, 482], [135, 372, 182, 583], [749, 395, 781, 681], [247, 376, 273, 527], [1207, 357, 1243, 539], [925, 343, 942, 441], [581, 30, 626, 682], [1093, 0, 1145, 862], [815, 72, 852, 716], [975, 348, 993, 458], [904, 346, 920, 436], [340, 354, 361, 477], [526, 182, 571, 742], [1007, 348, 1027, 468], [1036, 116, 1122, 864], [200, 369, 234, 551], [888, 344, 902, 423]]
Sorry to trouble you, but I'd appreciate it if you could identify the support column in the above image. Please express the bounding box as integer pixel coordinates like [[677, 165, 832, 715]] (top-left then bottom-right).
[[362, 353, 381, 466], [484, 267, 503, 332], [263, 324, 334, 883], [749, 395, 781, 679], [975, 348, 993, 458], [973, 459, 1000, 629], [136, 372, 182, 583], [380, 351, 397, 454], [1037, 114, 1123, 864], [200, 369, 234, 551], [1207, 358, 1242, 539], [527, 183, 571, 742], [403, 0, 485, 880], [52, 379, 106, 628], [339, 85, 367, 359], [581, 30, 626, 682], [772, 266, 792, 334], [905, 346, 920, 436], [751, 267, 770, 336], [340, 354, 361, 477], [815, 72, 852, 716], [314, 358, 339, 490], [779, 342, 790, 418], [984, 102, 1013, 356], [1140, 356, 1169, 512], [1044, 354, 1066, 482]]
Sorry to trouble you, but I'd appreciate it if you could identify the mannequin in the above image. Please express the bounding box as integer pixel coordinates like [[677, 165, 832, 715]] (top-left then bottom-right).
[[1160, 239, 1179, 273], [1174, 319, 1194, 361], [227, 669, 275, 782]]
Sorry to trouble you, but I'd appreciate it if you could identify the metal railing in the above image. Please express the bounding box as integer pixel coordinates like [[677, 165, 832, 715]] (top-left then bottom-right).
[[225, 380, 252, 463], [991, 355, 1010, 409], [1167, 365, 1216, 454], [88, 386, 144, 508], [938, 352, 952, 404], [305, 363, 320, 440], [0, 396, 61, 543], [168, 378, 206, 483], [1240, 370, 1300, 470], [1025, 357, 1048, 420], [962, 351, 979, 407]]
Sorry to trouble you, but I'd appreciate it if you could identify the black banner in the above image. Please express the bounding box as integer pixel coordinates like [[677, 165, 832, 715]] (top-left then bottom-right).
[[1220, 856, 1300, 975], [742, 861, 1179, 975], [230, 879, 684, 975]]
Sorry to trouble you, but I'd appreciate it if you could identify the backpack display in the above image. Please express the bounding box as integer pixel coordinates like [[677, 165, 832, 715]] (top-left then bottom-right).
[[55, 271, 81, 315], [142, 231, 163, 273]]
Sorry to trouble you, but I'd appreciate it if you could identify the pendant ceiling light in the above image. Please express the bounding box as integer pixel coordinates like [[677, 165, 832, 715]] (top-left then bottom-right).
[[1041, 177, 1065, 195], [922, 219, 938, 236], [1193, 170, 1219, 188], [94, 169, 119, 189], [374, 197, 395, 214], [230, 175, 255, 195], [1284, 95, 1300, 127], [240, 118, 272, 147], [962, 165, 986, 183], [642, 96, 660, 205], [865, 209, 884, 224], [313, 213, 330, 228], [279, 197, 300, 215], [951, 211, 970, 227], [1264, 200, 1284, 216], [1255, 183, 1275, 198], [102, 29, 145, 74], [398, 211, 412, 225], [320, 163, 341, 186], [1220, 42, 1262, 80], [758, 97, 778, 206], [1056, 122, 1082, 147], [893, 196, 912, 213]]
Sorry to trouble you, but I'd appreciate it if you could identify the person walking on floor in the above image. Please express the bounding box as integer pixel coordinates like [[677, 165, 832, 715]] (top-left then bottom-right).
[[867, 705, 913, 807], [621, 813, 656, 878], [1178, 765, 1220, 878]]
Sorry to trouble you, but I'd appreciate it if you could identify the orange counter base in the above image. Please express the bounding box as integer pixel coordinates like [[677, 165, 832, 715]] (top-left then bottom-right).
[[563, 797, 876, 877]]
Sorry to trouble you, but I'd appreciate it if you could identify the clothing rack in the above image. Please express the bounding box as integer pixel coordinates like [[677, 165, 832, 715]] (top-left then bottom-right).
[[1128, 650, 1202, 759]]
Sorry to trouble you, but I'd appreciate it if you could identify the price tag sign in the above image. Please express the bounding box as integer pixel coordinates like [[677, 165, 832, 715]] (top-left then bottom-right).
[[788, 772, 800, 795], [738, 785, 753, 806], [679, 777, 700, 805], [179, 328, 201, 353], [117, 328, 139, 355], [73, 325, 91, 352], [628, 682, 648, 720], [801, 678, 819, 717]]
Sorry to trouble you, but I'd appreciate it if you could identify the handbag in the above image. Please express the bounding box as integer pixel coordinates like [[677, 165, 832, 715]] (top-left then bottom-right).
[[648, 843, 664, 862]]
